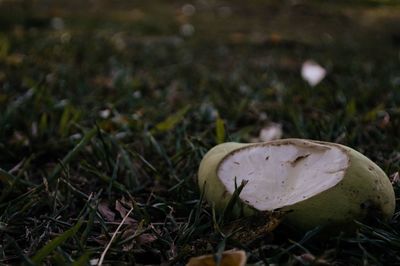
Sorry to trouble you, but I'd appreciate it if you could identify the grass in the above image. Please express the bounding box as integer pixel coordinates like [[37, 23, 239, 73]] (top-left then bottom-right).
[[1, 0, 400, 265]]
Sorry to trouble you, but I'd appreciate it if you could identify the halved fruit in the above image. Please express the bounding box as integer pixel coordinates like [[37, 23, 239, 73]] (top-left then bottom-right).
[[198, 139, 395, 231]]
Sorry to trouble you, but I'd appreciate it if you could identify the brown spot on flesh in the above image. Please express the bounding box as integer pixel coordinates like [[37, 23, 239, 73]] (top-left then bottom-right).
[[290, 154, 310, 167]]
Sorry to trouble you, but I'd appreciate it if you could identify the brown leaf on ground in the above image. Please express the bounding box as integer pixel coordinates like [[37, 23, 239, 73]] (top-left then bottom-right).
[[115, 200, 138, 225], [98, 201, 116, 222], [390, 171, 399, 185], [136, 233, 157, 245], [223, 211, 286, 245], [295, 253, 332, 265], [187, 250, 246, 266], [122, 242, 135, 252]]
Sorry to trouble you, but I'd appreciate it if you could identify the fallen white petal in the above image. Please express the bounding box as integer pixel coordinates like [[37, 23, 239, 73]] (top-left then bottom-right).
[[259, 123, 283, 142], [301, 60, 326, 86]]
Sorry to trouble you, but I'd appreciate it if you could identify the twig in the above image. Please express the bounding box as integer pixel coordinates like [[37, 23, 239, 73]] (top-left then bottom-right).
[[97, 206, 134, 266]]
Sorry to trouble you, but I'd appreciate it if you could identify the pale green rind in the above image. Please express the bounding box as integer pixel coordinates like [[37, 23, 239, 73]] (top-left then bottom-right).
[[282, 141, 395, 230], [198, 142, 250, 214], [197, 139, 396, 231]]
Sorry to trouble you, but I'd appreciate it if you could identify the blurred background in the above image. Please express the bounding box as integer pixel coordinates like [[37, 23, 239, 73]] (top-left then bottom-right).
[[1, 1, 400, 265], [1, 0, 400, 152]]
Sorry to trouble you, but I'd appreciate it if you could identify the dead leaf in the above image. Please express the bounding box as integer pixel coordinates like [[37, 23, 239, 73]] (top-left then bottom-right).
[[115, 200, 129, 216], [390, 172, 399, 185], [378, 111, 390, 128], [6, 53, 24, 65], [122, 242, 135, 252], [187, 250, 246, 266], [295, 253, 332, 265], [115, 200, 137, 225], [91, 75, 113, 89], [136, 233, 157, 245], [296, 253, 316, 264], [121, 228, 137, 240], [98, 201, 115, 222], [223, 211, 285, 245], [92, 234, 109, 245]]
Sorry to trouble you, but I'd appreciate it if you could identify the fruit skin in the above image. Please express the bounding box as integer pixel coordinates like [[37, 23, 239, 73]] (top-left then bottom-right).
[[198, 142, 250, 217], [198, 139, 396, 231]]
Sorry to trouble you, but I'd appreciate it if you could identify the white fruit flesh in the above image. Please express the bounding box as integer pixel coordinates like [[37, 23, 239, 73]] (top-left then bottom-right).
[[218, 142, 349, 211]]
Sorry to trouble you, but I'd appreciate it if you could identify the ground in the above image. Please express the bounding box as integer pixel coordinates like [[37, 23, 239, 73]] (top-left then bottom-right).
[[0, 0, 400, 265]]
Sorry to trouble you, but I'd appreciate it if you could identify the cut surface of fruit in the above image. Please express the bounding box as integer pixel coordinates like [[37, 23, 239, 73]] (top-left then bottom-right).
[[217, 141, 349, 211]]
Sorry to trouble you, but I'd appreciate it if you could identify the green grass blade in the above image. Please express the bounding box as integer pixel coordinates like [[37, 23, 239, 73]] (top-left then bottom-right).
[[0, 167, 17, 186], [220, 179, 247, 224], [0, 33, 10, 59], [214, 238, 226, 266], [72, 251, 91, 266], [59, 105, 72, 137], [215, 116, 225, 144], [153, 105, 190, 133], [0, 167, 34, 186], [48, 127, 97, 182], [31, 219, 84, 264]]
